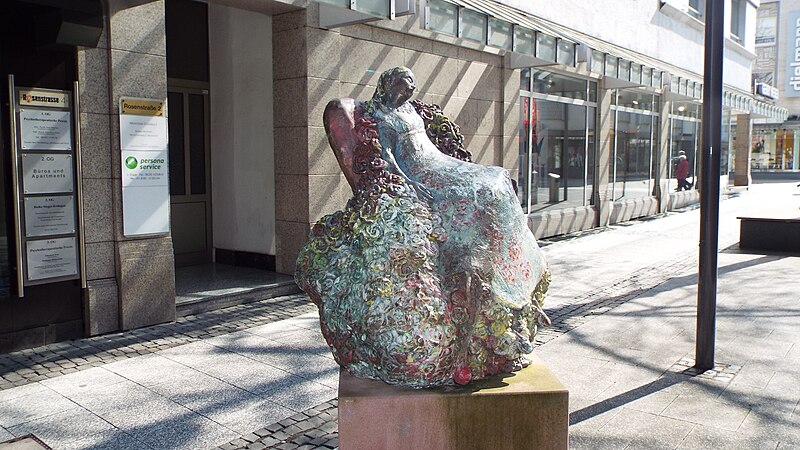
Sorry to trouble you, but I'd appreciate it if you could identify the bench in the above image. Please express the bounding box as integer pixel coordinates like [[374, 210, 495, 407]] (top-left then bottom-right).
[[738, 216, 800, 253]]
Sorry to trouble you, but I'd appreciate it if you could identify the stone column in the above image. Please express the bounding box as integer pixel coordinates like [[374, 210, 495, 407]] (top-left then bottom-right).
[[594, 83, 614, 227], [106, 0, 175, 331], [501, 68, 521, 176], [656, 97, 672, 212], [734, 114, 753, 186], [74, 11, 118, 336]]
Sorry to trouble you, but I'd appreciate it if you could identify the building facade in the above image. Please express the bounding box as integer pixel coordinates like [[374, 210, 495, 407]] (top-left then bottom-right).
[[0, 0, 784, 351], [753, 0, 800, 173]]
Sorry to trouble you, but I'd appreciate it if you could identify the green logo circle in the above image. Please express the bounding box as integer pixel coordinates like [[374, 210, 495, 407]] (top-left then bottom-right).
[[125, 156, 138, 170]]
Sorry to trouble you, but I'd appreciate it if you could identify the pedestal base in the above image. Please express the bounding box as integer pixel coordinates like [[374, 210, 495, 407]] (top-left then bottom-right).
[[338, 354, 569, 450]]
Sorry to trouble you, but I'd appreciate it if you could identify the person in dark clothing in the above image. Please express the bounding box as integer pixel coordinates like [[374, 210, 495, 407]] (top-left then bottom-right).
[[675, 150, 691, 191]]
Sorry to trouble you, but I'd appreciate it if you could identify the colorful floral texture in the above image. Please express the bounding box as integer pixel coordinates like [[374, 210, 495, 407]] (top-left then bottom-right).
[[296, 66, 550, 388]]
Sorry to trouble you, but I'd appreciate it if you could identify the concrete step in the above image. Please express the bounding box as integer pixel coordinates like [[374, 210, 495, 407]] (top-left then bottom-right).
[[176, 279, 302, 317]]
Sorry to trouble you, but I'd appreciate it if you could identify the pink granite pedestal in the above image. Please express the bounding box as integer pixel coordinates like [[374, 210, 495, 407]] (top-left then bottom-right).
[[338, 354, 569, 450]]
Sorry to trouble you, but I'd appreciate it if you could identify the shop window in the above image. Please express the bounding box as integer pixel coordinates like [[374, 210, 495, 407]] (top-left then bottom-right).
[[514, 27, 535, 55], [730, 0, 745, 44], [518, 71, 597, 213], [556, 40, 575, 66], [427, 0, 458, 36], [460, 9, 487, 43], [611, 89, 660, 201], [755, 14, 776, 46], [489, 18, 513, 50], [357, 0, 391, 18], [668, 103, 700, 192], [688, 0, 705, 21], [536, 33, 556, 62]]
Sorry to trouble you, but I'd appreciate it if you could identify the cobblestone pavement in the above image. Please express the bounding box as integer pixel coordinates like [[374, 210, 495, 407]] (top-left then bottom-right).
[[0, 295, 316, 391]]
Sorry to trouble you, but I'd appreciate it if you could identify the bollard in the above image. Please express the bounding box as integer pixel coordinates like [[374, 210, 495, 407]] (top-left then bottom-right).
[[548, 173, 561, 203]]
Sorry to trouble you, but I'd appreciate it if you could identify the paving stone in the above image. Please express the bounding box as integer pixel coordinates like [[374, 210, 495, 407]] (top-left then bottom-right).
[[241, 433, 260, 443]]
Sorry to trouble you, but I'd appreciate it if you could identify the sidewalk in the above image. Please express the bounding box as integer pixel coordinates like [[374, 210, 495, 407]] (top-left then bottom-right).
[[1, 182, 798, 449]]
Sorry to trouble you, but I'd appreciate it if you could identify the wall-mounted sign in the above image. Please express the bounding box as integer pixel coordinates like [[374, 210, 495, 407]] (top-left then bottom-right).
[[22, 154, 74, 194], [755, 82, 779, 100], [19, 109, 72, 151], [10, 82, 83, 294], [24, 195, 76, 237], [120, 98, 164, 116], [786, 12, 800, 97], [121, 150, 168, 187], [26, 237, 78, 281], [120, 114, 168, 151], [119, 97, 170, 236], [18, 89, 68, 108]]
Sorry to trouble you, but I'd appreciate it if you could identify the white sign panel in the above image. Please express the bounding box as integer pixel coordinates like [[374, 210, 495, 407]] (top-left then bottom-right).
[[19, 109, 72, 151], [22, 154, 74, 194], [122, 150, 168, 187], [26, 237, 78, 281], [119, 97, 170, 236], [24, 195, 76, 237], [120, 114, 168, 151]]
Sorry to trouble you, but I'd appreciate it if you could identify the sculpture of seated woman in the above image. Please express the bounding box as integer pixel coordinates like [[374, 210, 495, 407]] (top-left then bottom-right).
[[295, 66, 550, 388]]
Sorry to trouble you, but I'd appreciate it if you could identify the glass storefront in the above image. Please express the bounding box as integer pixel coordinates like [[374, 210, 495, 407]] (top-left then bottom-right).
[[610, 89, 660, 201], [751, 126, 800, 171], [519, 69, 597, 213], [668, 102, 700, 192]]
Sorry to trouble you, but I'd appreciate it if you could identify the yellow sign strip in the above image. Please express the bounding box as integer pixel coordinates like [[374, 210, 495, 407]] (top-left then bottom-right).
[[19, 90, 68, 108], [120, 98, 165, 117]]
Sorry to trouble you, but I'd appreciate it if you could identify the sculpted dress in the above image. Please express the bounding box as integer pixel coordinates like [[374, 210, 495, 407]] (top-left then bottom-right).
[[296, 77, 549, 388]]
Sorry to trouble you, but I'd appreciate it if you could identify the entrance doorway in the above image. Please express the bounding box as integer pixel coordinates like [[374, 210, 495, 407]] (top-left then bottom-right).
[[168, 83, 212, 266]]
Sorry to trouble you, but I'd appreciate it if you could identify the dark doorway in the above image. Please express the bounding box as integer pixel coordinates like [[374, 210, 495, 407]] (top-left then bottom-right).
[[0, 0, 93, 351]]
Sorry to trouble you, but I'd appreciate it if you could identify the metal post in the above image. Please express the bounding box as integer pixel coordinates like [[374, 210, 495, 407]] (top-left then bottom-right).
[[696, 0, 724, 371]]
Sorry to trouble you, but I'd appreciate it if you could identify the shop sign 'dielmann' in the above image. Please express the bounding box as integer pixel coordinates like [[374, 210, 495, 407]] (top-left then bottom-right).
[[295, 67, 552, 389]]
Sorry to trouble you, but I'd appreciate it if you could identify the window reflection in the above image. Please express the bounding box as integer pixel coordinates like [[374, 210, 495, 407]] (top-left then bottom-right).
[[669, 102, 700, 192], [519, 70, 596, 213]]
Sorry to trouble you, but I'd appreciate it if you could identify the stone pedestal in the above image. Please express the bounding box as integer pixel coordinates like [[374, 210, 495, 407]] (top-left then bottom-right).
[[338, 354, 569, 450]]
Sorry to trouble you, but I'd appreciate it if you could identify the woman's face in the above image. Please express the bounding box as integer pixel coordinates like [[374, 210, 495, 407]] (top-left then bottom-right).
[[387, 72, 416, 107]]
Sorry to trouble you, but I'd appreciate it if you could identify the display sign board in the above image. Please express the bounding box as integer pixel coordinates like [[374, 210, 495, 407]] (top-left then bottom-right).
[[26, 237, 78, 281], [22, 154, 74, 194], [10, 82, 83, 291], [119, 97, 170, 236], [24, 195, 76, 237], [19, 109, 72, 150]]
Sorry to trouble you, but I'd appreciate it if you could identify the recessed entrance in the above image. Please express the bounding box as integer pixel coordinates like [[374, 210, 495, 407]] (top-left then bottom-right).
[[168, 84, 212, 266]]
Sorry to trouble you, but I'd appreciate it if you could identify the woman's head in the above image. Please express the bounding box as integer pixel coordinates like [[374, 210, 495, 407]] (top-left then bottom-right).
[[373, 66, 417, 108]]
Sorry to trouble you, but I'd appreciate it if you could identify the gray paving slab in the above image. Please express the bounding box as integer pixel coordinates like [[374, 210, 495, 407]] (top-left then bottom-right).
[[262, 379, 337, 413], [0, 426, 12, 442], [103, 353, 199, 388], [598, 408, 695, 449], [6, 406, 117, 449], [39, 366, 127, 398], [0, 387, 78, 428], [57, 429, 152, 450], [199, 396, 294, 435], [66, 380, 194, 431], [130, 415, 240, 450], [0, 384, 49, 405], [677, 424, 780, 450]]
